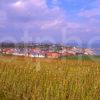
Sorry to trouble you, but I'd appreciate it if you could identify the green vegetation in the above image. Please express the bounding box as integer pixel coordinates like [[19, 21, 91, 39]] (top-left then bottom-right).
[[61, 55, 100, 61], [0, 56, 100, 100]]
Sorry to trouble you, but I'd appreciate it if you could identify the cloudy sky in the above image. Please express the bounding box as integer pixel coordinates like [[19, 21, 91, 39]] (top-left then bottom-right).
[[0, 0, 100, 43]]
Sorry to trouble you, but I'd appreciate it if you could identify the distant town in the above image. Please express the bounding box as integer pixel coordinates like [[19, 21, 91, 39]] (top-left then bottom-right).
[[0, 42, 96, 58]]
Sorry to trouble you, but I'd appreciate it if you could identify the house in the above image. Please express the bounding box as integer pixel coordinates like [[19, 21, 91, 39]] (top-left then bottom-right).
[[28, 48, 46, 58], [2, 48, 14, 54], [46, 52, 61, 58], [31, 48, 41, 53], [67, 50, 76, 55], [29, 52, 45, 58], [83, 48, 95, 55], [61, 52, 75, 57], [12, 48, 28, 56]]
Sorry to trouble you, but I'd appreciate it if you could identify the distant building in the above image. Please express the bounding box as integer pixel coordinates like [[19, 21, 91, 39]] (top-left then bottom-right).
[[84, 48, 95, 55], [46, 52, 61, 58]]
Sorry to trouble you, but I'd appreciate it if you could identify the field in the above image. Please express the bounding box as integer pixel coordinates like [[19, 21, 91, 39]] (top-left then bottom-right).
[[0, 56, 100, 100]]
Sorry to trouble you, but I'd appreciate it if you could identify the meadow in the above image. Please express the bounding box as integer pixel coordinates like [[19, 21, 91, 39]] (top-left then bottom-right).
[[0, 56, 100, 100]]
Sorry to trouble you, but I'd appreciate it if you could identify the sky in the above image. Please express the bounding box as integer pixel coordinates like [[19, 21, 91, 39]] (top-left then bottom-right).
[[0, 0, 100, 44]]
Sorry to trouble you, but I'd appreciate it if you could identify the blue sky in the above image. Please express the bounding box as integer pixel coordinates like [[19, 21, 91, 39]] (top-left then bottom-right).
[[0, 0, 100, 43]]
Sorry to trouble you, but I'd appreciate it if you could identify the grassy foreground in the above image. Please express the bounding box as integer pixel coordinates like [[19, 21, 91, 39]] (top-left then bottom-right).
[[0, 56, 100, 100]]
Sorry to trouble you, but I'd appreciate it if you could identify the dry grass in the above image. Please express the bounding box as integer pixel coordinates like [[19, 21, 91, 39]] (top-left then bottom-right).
[[0, 56, 100, 100]]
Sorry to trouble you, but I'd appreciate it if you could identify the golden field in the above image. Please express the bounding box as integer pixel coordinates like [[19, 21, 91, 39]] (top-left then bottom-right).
[[0, 56, 100, 100]]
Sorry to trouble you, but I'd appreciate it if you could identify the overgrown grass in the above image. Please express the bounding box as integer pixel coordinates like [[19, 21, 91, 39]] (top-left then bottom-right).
[[61, 55, 100, 61], [0, 56, 100, 100]]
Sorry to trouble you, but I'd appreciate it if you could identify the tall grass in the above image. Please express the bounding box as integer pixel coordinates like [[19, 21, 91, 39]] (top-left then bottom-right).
[[0, 56, 100, 100]]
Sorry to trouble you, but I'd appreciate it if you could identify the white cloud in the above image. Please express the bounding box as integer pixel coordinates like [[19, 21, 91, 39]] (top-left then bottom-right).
[[1, 0, 100, 41], [29, 0, 47, 7], [8, 0, 66, 29], [0, 10, 7, 28], [11, 1, 25, 10], [13, 1, 23, 7], [11, 0, 47, 9], [78, 8, 100, 18], [52, 0, 59, 5], [41, 18, 63, 29]]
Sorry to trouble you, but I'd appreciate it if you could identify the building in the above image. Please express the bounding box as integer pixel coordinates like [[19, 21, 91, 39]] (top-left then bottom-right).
[[46, 52, 61, 58]]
